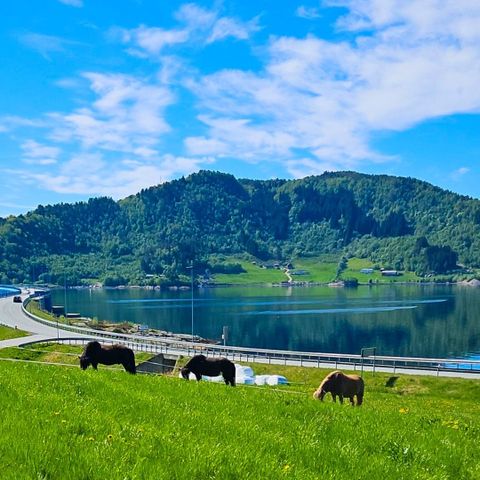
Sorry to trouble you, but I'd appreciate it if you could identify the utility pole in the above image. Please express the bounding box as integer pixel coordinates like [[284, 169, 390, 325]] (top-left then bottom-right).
[[186, 262, 194, 346]]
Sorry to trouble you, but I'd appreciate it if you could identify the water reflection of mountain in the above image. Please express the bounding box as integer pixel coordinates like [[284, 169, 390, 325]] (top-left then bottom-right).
[[54, 284, 480, 358]]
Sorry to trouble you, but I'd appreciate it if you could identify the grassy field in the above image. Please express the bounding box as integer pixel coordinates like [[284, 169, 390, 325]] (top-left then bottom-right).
[[212, 258, 287, 284], [0, 324, 29, 340], [211, 255, 423, 285], [0, 357, 479, 479], [341, 257, 421, 283], [0, 342, 152, 366], [211, 255, 339, 285], [288, 256, 338, 283]]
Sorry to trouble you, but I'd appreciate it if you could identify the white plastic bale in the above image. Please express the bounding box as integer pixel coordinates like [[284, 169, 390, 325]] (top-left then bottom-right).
[[254, 375, 269, 385], [266, 375, 288, 386], [235, 364, 254, 377], [236, 376, 255, 385]]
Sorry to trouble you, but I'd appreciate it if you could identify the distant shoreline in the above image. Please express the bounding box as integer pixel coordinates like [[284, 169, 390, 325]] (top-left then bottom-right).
[[55, 278, 469, 290]]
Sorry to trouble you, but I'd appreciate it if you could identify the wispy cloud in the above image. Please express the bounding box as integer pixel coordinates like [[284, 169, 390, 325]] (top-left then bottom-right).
[[451, 166, 471, 180], [58, 0, 83, 7], [206, 16, 260, 43], [49, 72, 174, 154], [0, 115, 46, 132], [17, 32, 84, 59], [14, 153, 214, 198], [21, 140, 60, 165], [117, 3, 260, 58], [295, 6, 321, 20]]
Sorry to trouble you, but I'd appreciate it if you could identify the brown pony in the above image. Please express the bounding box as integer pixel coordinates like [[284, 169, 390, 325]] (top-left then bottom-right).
[[79, 341, 136, 374], [313, 370, 364, 406], [181, 354, 236, 386]]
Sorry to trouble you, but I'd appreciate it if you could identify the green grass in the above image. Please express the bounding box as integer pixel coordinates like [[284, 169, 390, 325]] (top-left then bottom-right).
[[288, 256, 338, 283], [0, 359, 479, 479], [212, 257, 287, 284], [342, 257, 422, 283], [25, 299, 60, 322], [210, 256, 426, 285], [211, 255, 339, 285], [0, 324, 29, 341], [0, 343, 152, 366]]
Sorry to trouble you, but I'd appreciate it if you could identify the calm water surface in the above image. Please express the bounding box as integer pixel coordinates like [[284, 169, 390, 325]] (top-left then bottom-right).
[[52, 284, 480, 358]]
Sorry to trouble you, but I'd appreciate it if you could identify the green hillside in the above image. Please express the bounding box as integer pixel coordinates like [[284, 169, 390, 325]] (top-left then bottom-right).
[[0, 361, 479, 479], [0, 170, 478, 286]]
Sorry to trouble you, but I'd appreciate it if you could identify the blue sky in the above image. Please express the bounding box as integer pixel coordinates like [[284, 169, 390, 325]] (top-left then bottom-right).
[[1, 0, 480, 217]]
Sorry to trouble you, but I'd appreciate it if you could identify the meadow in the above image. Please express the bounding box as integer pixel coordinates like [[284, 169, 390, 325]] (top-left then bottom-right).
[[1, 356, 479, 479], [209, 255, 422, 285]]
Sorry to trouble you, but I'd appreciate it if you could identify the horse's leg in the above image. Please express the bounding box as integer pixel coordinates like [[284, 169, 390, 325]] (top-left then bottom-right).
[[92, 362, 98, 370], [356, 393, 363, 406], [339, 395, 344, 404], [122, 361, 136, 374], [332, 394, 337, 403], [349, 396, 354, 406], [195, 372, 202, 381]]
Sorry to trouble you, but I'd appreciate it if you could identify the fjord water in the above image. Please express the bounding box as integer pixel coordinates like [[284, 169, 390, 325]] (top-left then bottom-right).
[[53, 284, 480, 358]]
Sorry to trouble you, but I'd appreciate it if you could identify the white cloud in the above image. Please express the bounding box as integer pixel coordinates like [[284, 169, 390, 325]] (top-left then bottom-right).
[[58, 0, 83, 7], [118, 3, 260, 58], [185, 1, 480, 174], [14, 154, 215, 198], [207, 16, 260, 43], [49, 72, 174, 153], [295, 6, 321, 20], [451, 166, 471, 180], [17, 32, 83, 59], [175, 3, 217, 29], [120, 25, 189, 56], [285, 158, 342, 178], [0, 116, 46, 133], [21, 140, 60, 165]]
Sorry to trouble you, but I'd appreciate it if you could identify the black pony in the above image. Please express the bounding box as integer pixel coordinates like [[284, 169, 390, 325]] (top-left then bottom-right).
[[181, 354, 236, 386], [79, 341, 136, 374]]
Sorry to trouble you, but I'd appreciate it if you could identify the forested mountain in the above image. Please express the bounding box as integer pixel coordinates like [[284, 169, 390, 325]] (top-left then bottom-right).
[[0, 170, 477, 285]]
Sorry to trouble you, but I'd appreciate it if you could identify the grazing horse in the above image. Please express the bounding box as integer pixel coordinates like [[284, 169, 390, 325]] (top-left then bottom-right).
[[79, 341, 136, 374], [313, 370, 364, 406], [181, 354, 236, 386]]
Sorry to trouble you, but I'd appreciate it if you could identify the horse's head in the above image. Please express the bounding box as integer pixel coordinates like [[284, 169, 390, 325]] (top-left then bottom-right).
[[317, 371, 342, 399], [79, 355, 90, 370], [180, 367, 190, 380], [318, 388, 328, 401]]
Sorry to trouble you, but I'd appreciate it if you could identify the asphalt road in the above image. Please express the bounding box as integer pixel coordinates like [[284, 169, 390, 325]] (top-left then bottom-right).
[[0, 293, 85, 348]]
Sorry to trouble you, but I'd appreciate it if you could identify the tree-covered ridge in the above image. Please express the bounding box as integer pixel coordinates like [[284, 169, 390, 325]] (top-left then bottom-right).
[[0, 170, 477, 284]]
